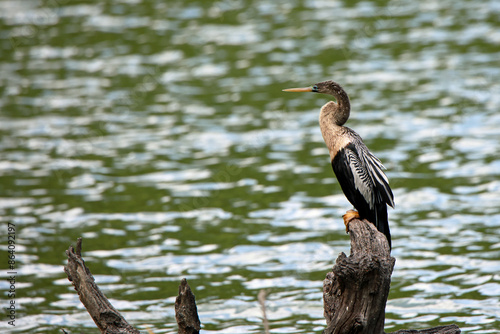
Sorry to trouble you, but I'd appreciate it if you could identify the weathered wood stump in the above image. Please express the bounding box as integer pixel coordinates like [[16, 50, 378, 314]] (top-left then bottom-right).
[[322, 218, 460, 334], [64, 238, 140, 334], [389, 325, 461, 334], [323, 218, 395, 334], [175, 278, 201, 334], [64, 238, 200, 334]]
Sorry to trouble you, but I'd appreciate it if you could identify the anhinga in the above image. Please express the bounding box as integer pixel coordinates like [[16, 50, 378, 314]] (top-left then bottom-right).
[[283, 80, 394, 248]]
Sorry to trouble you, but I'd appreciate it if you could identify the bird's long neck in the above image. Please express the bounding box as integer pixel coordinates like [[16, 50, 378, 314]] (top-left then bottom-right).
[[324, 83, 350, 126], [319, 101, 350, 127], [319, 86, 351, 131], [319, 88, 351, 160]]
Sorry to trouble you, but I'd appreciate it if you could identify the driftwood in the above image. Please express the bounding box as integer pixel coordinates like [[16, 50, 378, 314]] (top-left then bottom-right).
[[323, 218, 460, 334], [64, 238, 140, 334], [64, 238, 199, 334], [175, 278, 201, 334], [64, 223, 460, 333], [389, 325, 461, 334], [258, 289, 271, 334]]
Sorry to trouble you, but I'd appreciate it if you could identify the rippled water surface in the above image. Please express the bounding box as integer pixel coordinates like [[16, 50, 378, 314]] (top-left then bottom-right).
[[1, 0, 500, 333]]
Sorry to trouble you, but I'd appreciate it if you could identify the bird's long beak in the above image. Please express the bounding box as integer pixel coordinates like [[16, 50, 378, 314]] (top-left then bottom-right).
[[282, 87, 313, 93]]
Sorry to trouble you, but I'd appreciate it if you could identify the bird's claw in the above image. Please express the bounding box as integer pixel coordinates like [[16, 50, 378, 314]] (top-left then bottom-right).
[[342, 210, 360, 233]]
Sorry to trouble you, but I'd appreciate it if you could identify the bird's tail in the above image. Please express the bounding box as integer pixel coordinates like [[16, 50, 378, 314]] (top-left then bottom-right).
[[375, 205, 391, 249]]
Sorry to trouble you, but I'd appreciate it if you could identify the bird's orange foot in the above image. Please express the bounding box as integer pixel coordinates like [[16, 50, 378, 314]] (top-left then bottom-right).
[[342, 210, 360, 233]]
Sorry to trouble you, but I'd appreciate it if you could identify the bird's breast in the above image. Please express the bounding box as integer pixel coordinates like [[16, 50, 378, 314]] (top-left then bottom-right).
[[319, 124, 352, 162]]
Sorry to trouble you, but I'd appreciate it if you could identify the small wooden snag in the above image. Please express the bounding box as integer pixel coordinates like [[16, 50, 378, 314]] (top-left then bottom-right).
[[258, 289, 270, 334], [64, 238, 140, 334], [175, 278, 201, 334], [65, 238, 203, 334]]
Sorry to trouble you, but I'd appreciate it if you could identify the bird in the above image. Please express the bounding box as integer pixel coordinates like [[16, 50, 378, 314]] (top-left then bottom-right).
[[283, 80, 394, 249]]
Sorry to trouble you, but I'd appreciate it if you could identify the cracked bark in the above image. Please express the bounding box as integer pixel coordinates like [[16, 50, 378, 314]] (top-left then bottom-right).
[[322, 218, 460, 334]]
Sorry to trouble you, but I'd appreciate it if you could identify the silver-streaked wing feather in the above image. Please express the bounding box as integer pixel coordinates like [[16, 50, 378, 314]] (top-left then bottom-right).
[[344, 148, 375, 209], [346, 131, 395, 208]]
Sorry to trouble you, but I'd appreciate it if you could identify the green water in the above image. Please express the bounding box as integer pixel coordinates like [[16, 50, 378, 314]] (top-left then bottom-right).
[[1, 0, 500, 333]]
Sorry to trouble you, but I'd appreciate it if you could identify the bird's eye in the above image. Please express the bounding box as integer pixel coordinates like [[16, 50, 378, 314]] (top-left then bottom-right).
[[312, 85, 318, 92]]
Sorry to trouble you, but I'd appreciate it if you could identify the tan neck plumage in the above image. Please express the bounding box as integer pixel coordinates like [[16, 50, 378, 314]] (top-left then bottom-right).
[[319, 100, 352, 161]]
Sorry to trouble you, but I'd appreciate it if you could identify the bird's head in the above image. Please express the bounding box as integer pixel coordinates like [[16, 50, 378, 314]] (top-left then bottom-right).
[[312, 80, 341, 95], [283, 80, 351, 123], [283, 80, 344, 97]]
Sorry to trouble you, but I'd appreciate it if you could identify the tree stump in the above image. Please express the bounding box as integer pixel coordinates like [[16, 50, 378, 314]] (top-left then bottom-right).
[[175, 278, 201, 334], [322, 218, 460, 334], [64, 238, 140, 334], [64, 238, 201, 334], [323, 218, 395, 334]]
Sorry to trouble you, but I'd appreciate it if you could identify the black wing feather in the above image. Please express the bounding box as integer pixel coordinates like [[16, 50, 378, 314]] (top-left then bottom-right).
[[332, 139, 393, 248]]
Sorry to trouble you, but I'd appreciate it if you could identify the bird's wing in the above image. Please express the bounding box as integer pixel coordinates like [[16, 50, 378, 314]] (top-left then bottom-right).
[[350, 134, 395, 208], [332, 143, 376, 211], [332, 138, 394, 248], [361, 148, 394, 208], [332, 137, 394, 210]]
